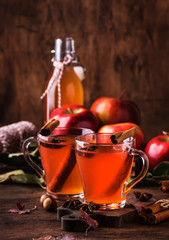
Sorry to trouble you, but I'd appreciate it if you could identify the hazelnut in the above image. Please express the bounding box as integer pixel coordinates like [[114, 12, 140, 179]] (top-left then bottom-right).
[[42, 196, 57, 211], [40, 193, 48, 205]]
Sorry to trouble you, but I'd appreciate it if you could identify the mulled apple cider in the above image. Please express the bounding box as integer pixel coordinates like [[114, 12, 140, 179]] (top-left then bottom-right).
[[75, 133, 149, 210], [23, 127, 93, 199]]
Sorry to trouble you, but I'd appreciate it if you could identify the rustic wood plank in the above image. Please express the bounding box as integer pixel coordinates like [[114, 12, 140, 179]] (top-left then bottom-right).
[[1, 184, 169, 239]]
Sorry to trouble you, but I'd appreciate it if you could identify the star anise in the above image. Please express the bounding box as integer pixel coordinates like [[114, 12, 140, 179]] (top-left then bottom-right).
[[62, 198, 82, 209]]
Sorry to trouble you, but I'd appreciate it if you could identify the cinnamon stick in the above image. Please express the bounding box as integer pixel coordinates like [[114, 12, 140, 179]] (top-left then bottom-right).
[[148, 209, 169, 224], [138, 212, 149, 223], [40, 118, 59, 136], [104, 153, 133, 196], [110, 127, 139, 144], [48, 146, 76, 193], [143, 202, 164, 214], [159, 180, 169, 192], [138, 199, 169, 225]]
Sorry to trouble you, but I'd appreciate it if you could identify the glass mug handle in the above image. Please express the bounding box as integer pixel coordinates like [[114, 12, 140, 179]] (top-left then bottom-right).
[[22, 137, 45, 183], [122, 148, 149, 197]]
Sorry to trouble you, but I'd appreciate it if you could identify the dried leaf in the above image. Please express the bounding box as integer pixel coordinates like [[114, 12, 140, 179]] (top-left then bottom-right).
[[8, 201, 37, 214], [0, 151, 40, 168], [16, 201, 25, 210], [33, 235, 76, 240], [56, 235, 76, 240], [10, 173, 44, 186], [0, 170, 24, 183], [33, 236, 55, 240], [80, 209, 98, 234], [0, 169, 44, 187], [132, 202, 147, 213]]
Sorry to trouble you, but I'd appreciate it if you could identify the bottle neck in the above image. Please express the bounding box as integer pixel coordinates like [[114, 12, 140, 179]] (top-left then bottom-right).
[[52, 37, 79, 64]]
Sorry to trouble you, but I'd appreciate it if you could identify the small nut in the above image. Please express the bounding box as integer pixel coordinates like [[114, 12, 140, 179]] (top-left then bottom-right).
[[42, 196, 57, 211], [40, 193, 48, 205]]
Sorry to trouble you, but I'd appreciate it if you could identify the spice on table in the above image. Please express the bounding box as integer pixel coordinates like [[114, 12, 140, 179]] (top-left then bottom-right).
[[40, 118, 59, 136], [134, 191, 153, 202], [159, 180, 169, 192], [138, 199, 169, 225], [148, 209, 169, 224], [143, 201, 164, 214], [110, 127, 139, 144], [138, 212, 149, 223]]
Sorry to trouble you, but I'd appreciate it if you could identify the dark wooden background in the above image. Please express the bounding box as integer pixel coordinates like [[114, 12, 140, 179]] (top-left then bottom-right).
[[1, 0, 169, 142]]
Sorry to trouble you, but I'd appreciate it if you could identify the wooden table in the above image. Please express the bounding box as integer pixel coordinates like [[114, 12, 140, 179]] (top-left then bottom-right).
[[1, 183, 169, 240]]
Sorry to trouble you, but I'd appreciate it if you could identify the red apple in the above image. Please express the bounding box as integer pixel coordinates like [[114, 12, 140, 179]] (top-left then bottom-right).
[[145, 135, 169, 172], [98, 122, 144, 149], [90, 97, 141, 126], [49, 104, 99, 132]]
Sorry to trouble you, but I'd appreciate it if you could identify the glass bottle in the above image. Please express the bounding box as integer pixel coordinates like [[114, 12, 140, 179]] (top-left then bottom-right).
[[42, 37, 84, 122]]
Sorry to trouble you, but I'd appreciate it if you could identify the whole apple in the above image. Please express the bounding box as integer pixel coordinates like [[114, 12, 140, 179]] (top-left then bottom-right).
[[98, 122, 144, 149], [90, 97, 141, 126], [145, 135, 169, 172], [49, 104, 99, 132]]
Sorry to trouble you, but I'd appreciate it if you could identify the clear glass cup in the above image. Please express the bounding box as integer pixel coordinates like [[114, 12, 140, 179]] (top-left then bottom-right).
[[75, 133, 149, 210], [22, 127, 93, 200]]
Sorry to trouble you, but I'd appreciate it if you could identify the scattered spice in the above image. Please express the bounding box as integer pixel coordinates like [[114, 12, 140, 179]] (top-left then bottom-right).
[[79, 202, 100, 214], [148, 209, 169, 224], [110, 127, 138, 144], [40, 118, 59, 136], [144, 201, 164, 215], [137, 199, 169, 225], [62, 198, 82, 209], [8, 201, 36, 214], [134, 191, 153, 202], [80, 203, 94, 214], [159, 180, 169, 192], [62, 199, 100, 213]]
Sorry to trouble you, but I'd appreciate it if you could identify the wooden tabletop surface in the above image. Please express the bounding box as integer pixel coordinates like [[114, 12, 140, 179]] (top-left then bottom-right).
[[1, 182, 169, 240]]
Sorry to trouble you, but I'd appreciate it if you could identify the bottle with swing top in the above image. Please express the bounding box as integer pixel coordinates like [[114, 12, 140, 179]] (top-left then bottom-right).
[[41, 37, 84, 122]]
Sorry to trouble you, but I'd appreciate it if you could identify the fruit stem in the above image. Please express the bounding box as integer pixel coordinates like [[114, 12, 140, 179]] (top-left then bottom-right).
[[163, 131, 169, 136]]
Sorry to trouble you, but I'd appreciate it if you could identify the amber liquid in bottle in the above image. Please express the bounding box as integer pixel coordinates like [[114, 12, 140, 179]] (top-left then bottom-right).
[[44, 38, 84, 122]]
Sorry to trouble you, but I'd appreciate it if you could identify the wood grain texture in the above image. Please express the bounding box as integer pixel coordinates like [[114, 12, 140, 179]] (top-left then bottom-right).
[[0, 0, 169, 141], [1, 184, 169, 240]]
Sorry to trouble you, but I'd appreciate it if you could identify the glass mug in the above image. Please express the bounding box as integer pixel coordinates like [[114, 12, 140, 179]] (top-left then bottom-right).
[[75, 133, 149, 210], [22, 127, 93, 199]]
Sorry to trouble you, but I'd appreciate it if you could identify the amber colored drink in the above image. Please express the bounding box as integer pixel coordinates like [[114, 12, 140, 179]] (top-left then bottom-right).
[[39, 136, 82, 196], [76, 146, 134, 205], [45, 65, 84, 121]]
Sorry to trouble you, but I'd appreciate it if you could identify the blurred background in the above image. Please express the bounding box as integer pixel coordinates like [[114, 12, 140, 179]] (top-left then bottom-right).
[[0, 0, 169, 142]]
